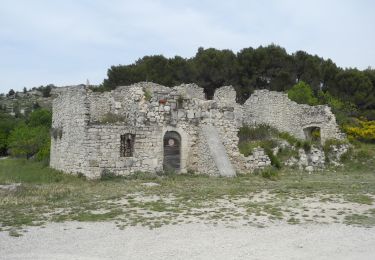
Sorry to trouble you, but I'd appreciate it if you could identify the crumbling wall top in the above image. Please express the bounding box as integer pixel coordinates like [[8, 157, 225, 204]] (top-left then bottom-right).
[[214, 86, 236, 107]]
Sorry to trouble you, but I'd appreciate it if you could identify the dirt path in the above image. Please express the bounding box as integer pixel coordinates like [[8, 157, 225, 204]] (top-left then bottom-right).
[[1, 222, 374, 260]]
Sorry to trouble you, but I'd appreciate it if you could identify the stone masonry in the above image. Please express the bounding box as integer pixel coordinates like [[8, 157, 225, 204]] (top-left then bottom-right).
[[243, 90, 344, 143], [50, 83, 343, 178]]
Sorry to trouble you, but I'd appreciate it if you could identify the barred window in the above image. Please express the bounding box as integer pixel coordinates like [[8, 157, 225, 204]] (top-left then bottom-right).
[[120, 134, 135, 157]]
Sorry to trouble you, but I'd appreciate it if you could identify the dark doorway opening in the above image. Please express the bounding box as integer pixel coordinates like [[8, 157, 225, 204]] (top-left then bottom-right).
[[303, 126, 321, 143], [163, 131, 181, 171]]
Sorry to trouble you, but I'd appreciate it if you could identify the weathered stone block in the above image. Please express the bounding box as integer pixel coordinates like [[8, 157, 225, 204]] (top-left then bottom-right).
[[223, 111, 234, 120], [88, 160, 99, 167], [187, 110, 194, 119], [177, 110, 186, 119]]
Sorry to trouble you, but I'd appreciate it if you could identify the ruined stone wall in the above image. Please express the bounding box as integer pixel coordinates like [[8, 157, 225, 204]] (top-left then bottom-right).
[[50, 82, 224, 177], [214, 85, 243, 127], [243, 90, 343, 143], [50, 86, 90, 174], [83, 125, 159, 178], [51, 83, 342, 178], [83, 123, 201, 178], [87, 86, 145, 126], [87, 92, 112, 123]]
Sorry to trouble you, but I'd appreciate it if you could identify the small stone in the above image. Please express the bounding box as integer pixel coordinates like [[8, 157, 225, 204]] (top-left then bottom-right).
[[178, 110, 186, 119], [114, 102, 122, 109], [195, 110, 201, 118], [0, 183, 21, 192], [258, 161, 266, 166], [223, 111, 234, 120], [142, 182, 160, 187]]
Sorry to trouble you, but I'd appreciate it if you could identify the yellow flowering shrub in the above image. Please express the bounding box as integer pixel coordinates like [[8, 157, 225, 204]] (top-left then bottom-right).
[[344, 118, 375, 142]]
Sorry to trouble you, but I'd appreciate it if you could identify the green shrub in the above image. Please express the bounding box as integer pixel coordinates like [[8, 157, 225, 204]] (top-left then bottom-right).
[[0, 130, 7, 155], [317, 90, 358, 126], [278, 132, 299, 145], [0, 112, 20, 156], [144, 89, 152, 101], [238, 125, 278, 142], [239, 142, 257, 156], [36, 139, 51, 164], [239, 140, 278, 157], [238, 124, 311, 169], [28, 109, 52, 128], [8, 124, 50, 159], [277, 146, 299, 161], [287, 81, 318, 106], [264, 148, 281, 169]]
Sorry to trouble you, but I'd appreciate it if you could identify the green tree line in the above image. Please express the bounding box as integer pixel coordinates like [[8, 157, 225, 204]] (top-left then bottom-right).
[[99, 45, 375, 119]]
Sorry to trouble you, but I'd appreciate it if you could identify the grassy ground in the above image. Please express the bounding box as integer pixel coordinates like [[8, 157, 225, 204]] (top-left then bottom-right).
[[0, 143, 375, 236]]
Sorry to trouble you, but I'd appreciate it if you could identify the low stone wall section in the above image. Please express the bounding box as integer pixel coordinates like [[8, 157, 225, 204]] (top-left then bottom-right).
[[243, 90, 343, 143]]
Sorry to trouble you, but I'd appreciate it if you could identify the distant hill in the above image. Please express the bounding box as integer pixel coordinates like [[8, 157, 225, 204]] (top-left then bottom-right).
[[0, 85, 77, 117]]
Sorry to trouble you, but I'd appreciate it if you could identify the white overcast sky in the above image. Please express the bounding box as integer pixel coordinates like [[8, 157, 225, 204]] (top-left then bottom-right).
[[0, 0, 374, 93]]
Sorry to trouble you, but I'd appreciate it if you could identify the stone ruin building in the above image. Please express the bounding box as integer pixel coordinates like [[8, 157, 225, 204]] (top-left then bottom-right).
[[50, 82, 344, 178]]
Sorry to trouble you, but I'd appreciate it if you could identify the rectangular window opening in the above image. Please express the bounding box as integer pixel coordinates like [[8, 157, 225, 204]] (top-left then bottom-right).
[[120, 133, 135, 157]]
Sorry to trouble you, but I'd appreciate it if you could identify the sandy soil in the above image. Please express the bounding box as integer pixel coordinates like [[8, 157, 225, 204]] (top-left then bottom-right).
[[1, 222, 374, 260]]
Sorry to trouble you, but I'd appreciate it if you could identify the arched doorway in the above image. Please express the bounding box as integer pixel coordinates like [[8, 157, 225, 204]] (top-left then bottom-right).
[[163, 131, 181, 171]]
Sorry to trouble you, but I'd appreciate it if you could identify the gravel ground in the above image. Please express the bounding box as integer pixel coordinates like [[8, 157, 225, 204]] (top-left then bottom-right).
[[1, 222, 374, 260]]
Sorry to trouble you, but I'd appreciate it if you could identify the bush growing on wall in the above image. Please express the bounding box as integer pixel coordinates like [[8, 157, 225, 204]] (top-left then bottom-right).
[[238, 124, 277, 142], [287, 81, 318, 106]]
